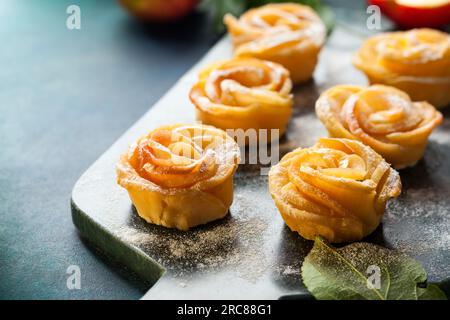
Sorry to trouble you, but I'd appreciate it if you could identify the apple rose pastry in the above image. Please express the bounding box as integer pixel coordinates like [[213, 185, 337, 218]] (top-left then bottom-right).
[[353, 28, 450, 108], [316, 84, 443, 169], [269, 138, 401, 243], [116, 124, 240, 231], [224, 3, 326, 84], [189, 57, 293, 144]]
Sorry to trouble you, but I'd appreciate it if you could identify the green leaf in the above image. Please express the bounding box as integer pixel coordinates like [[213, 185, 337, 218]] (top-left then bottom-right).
[[247, 0, 320, 8], [200, 0, 246, 33], [301, 238, 447, 300], [418, 284, 447, 300], [315, 5, 334, 36]]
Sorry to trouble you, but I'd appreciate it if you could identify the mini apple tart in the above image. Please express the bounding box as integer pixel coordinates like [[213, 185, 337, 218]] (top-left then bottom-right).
[[224, 3, 326, 84], [353, 28, 450, 108], [316, 84, 443, 169], [189, 57, 293, 144], [116, 124, 240, 230], [269, 138, 401, 243]]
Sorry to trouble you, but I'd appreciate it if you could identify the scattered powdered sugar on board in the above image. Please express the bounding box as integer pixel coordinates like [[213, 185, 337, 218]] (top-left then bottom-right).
[[116, 174, 279, 283]]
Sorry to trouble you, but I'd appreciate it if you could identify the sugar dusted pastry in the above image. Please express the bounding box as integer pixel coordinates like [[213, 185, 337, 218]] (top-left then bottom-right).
[[116, 124, 240, 230], [316, 84, 443, 169], [224, 3, 326, 84], [353, 28, 450, 108], [269, 138, 401, 243], [189, 57, 293, 143]]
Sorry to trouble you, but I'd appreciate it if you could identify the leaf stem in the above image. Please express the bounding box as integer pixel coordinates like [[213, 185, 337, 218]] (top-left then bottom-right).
[[316, 238, 386, 300]]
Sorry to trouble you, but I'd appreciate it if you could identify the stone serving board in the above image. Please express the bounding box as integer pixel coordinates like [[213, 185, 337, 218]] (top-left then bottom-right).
[[71, 27, 450, 299]]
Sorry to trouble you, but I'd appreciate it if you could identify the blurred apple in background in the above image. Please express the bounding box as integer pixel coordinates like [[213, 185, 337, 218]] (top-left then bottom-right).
[[119, 0, 199, 22], [369, 0, 450, 28]]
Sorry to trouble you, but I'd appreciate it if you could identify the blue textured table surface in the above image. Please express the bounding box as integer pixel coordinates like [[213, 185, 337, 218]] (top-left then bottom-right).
[[0, 0, 218, 299]]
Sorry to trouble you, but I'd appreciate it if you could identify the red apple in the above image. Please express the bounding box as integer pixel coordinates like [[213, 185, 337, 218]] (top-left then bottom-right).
[[369, 0, 450, 28], [119, 0, 199, 22]]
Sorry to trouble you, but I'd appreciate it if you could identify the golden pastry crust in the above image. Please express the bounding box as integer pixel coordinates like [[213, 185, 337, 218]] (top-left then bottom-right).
[[316, 84, 443, 169], [269, 138, 401, 243], [189, 57, 293, 144], [224, 3, 326, 84], [116, 124, 240, 230], [353, 28, 450, 108]]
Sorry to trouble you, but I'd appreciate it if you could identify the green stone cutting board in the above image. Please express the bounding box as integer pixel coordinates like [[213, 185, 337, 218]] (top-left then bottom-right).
[[71, 27, 450, 299]]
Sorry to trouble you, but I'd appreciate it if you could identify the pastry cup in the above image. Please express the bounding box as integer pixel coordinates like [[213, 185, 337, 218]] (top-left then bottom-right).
[[353, 28, 450, 108], [224, 3, 326, 84], [117, 124, 240, 230], [269, 138, 401, 243], [189, 57, 293, 144], [316, 84, 443, 169]]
